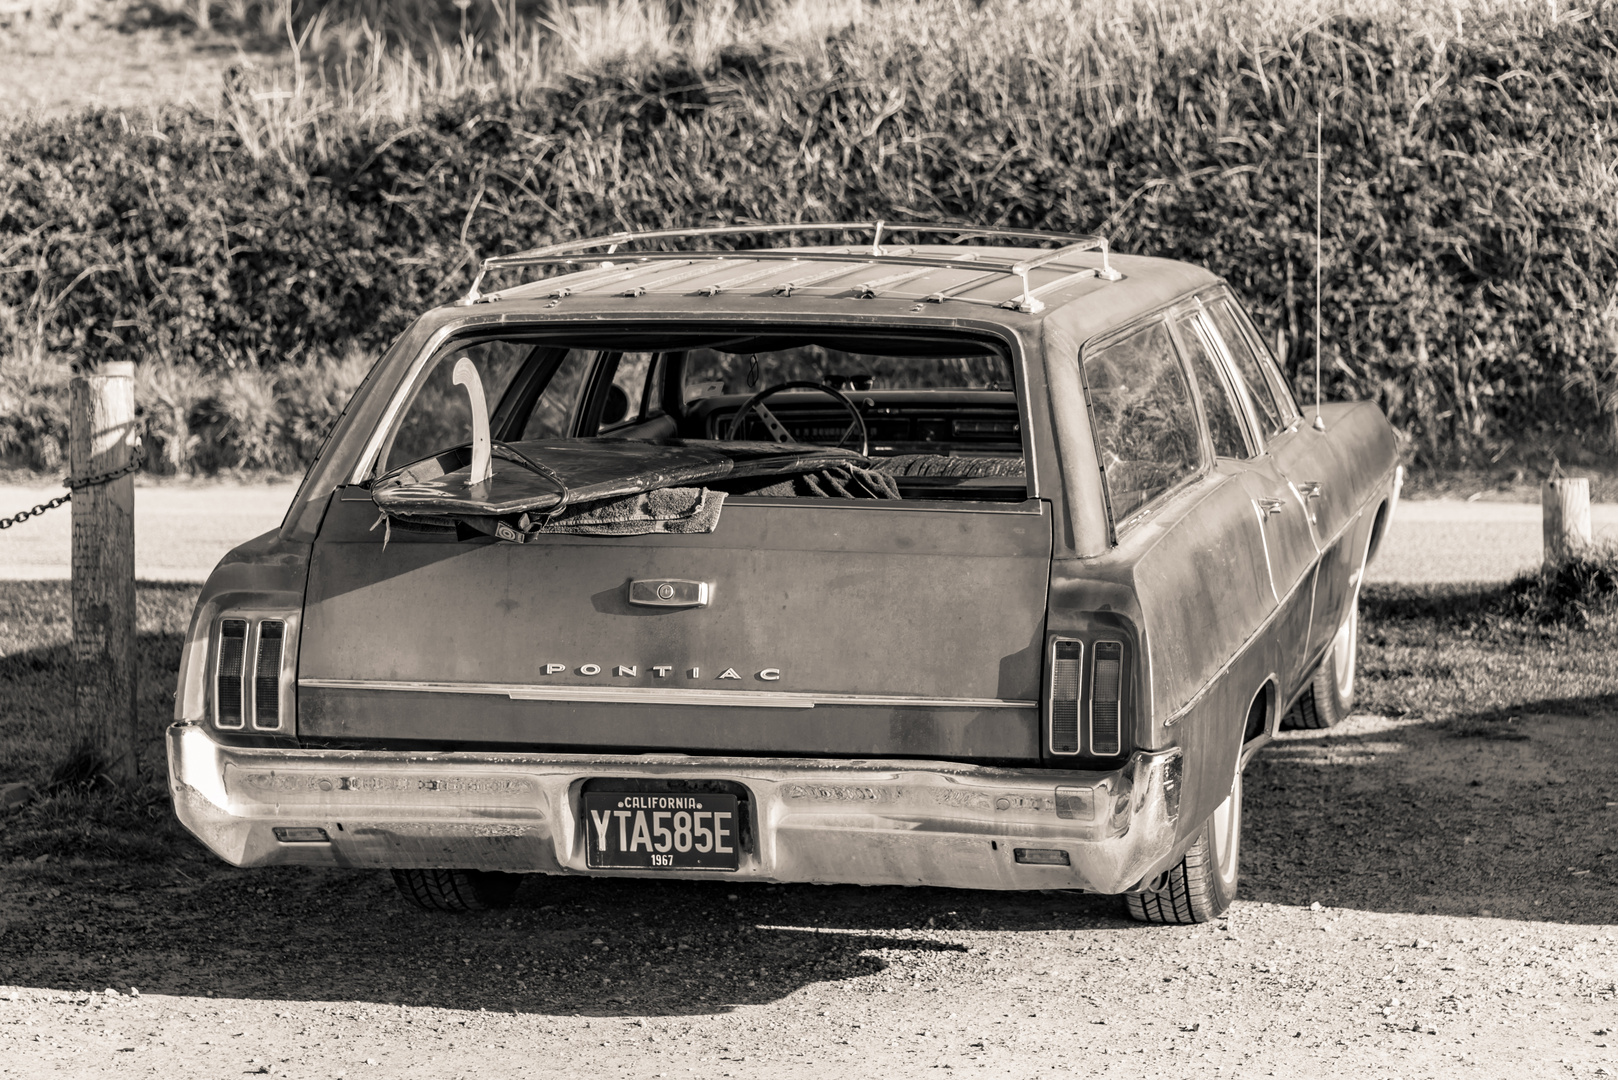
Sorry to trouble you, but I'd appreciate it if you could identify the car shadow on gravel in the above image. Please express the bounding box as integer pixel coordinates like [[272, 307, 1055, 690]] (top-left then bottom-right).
[[1239, 708, 1618, 926], [0, 859, 1140, 1016]]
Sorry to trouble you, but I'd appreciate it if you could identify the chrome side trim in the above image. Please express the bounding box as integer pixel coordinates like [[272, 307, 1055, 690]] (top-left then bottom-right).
[[298, 678, 1034, 710]]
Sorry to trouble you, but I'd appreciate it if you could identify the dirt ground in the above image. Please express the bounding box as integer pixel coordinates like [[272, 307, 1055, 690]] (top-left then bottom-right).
[[1, 711, 1615, 1079]]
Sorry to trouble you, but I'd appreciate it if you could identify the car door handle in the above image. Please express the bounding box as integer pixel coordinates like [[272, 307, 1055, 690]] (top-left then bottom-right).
[[1256, 498, 1285, 516], [629, 579, 712, 608], [1298, 481, 1324, 499]]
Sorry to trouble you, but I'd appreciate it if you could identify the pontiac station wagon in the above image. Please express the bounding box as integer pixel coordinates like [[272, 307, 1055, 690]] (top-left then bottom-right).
[[168, 222, 1401, 924]]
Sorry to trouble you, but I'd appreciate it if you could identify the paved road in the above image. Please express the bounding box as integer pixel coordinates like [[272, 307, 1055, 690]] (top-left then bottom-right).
[[0, 481, 297, 582], [1366, 498, 1618, 585], [2, 481, 1615, 583]]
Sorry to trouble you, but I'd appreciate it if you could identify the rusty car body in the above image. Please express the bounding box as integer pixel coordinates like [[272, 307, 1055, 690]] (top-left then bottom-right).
[[167, 223, 1401, 922]]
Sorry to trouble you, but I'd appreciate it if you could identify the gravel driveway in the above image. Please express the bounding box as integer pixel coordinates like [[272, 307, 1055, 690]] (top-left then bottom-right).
[[2, 712, 1614, 1078]]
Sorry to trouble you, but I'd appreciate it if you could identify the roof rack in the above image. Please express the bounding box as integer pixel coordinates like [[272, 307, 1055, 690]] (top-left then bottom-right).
[[458, 221, 1122, 311]]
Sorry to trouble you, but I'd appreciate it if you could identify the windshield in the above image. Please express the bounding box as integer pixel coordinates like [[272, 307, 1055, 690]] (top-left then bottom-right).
[[683, 346, 1010, 400]]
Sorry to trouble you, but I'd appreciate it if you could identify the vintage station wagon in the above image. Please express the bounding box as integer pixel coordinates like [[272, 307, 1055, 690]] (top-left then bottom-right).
[[168, 223, 1401, 924]]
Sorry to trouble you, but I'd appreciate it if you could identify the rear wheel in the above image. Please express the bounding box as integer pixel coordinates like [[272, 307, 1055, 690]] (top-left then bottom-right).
[[391, 868, 522, 912], [1280, 596, 1358, 730], [1124, 771, 1241, 924]]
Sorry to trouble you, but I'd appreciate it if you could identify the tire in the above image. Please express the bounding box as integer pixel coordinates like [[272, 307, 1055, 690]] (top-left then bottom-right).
[[1124, 771, 1241, 925], [391, 868, 522, 912], [1280, 595, 1358, 731]]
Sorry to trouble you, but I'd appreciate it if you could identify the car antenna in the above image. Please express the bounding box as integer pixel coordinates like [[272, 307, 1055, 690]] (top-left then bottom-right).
[[1312, 108, 1326, 433]]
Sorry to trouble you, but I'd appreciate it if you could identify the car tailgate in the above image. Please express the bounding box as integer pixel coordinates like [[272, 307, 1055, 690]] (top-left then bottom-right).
[[296, 489, 1053, 763]]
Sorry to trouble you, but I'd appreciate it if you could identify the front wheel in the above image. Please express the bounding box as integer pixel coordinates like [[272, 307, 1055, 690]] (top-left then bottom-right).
[[1124, 771, 1241, 924], [1281, 596, 1358, 730], [392, 868, 522, 912]]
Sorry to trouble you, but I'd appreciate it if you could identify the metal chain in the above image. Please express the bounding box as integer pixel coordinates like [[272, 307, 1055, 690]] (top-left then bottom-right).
[[0, 439, 146, 530]]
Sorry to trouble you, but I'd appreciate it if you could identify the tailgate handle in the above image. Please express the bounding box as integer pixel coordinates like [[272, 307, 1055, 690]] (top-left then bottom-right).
[[628, 579, 712, 608]]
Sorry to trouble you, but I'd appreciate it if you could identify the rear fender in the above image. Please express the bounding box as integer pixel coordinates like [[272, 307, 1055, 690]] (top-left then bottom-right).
[[175, 528, 313, 740]]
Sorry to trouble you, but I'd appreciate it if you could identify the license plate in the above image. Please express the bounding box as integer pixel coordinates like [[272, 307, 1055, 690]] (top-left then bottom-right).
[[583, 792, 741, 871]]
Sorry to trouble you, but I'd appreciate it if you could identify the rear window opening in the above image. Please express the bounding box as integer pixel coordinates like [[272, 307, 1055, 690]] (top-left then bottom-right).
[[369, 326, 1031, 514]]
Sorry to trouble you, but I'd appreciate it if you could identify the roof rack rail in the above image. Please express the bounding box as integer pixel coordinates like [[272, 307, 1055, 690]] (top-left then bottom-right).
[[459, 221, 1121, 308]]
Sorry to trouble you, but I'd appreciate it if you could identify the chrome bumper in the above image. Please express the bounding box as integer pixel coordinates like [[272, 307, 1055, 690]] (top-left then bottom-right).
[[167, 722, 1183, 893]]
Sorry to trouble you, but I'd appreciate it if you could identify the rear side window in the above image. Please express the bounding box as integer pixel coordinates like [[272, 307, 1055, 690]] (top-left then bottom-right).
[[1083, 321, 1202, 521], [1206, 300, 1296, 435], [384, 341, 529, 473], [1176, 314, 1250, 459]]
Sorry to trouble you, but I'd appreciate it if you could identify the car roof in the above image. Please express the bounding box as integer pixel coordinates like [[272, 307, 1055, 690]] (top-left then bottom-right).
[[447, 225, 1224, 345]]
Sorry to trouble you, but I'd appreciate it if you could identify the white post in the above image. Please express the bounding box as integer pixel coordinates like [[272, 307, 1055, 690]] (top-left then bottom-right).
[[1542, 477, 1592, 570]]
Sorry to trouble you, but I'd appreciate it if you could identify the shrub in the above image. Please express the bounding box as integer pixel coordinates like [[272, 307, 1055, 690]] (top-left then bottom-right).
[[274, 345, 375, 466], [2, 0, 1616, 473], [135, 357, 206, 474], [0, 349, 71, 470], [1508, 544, 1618, 628]]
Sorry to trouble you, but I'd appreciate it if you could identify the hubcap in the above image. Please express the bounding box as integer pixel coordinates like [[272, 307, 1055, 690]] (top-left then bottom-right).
[[1211, 772, 1242, 887], [1332, 597, 1358, 702]]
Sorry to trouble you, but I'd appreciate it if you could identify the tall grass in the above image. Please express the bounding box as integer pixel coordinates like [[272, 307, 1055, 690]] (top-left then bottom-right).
[[208, 0, 864, 163], [3, 0, 1615, 473], [203, 0, 1572, 162]]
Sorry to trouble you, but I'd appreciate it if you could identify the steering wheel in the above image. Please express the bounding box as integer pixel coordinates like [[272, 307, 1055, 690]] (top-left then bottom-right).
[[725, 381, 869, 457]]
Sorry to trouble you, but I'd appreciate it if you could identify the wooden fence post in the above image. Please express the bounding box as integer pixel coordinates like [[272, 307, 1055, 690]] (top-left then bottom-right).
[[70, 361, 139, 788], [1542, 477, 1592, 570]]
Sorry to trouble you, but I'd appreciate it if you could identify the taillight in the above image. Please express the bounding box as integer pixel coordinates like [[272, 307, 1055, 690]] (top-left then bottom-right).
[[253, 621, 285, 730], [1049, 640, 1083, 754], [1090, 641, 1123, 755], [216, 620, 248, 729], [213, 615, 295, 731]]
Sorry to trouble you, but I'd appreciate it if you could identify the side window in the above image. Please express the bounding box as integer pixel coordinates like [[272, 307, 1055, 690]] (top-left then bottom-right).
[[1207, 299, 1297, 434], [518, 349, 592, 440], [1082, 320, 1203, 522], [384, 341, 527, 473], [602, 352, 658, 429], [1176, 314, 1251, 459]]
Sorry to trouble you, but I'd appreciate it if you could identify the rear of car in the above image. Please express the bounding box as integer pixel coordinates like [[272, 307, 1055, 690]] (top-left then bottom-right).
[[167, 225, 1397, 921]]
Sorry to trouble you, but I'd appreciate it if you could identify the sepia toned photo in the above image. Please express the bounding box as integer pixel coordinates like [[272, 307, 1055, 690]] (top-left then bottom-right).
[[2, 1, 1615, 1077]]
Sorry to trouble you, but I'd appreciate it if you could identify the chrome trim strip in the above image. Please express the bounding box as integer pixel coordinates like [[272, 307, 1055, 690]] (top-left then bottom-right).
[[298, 678, 1034, 710]]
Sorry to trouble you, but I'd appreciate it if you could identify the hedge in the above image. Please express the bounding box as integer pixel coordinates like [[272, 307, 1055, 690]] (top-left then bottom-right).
[[2, 1, 1615, 472]]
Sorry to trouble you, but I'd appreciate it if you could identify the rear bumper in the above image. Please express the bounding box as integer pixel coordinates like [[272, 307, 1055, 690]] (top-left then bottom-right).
[[167, 722, 1183, 893]]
